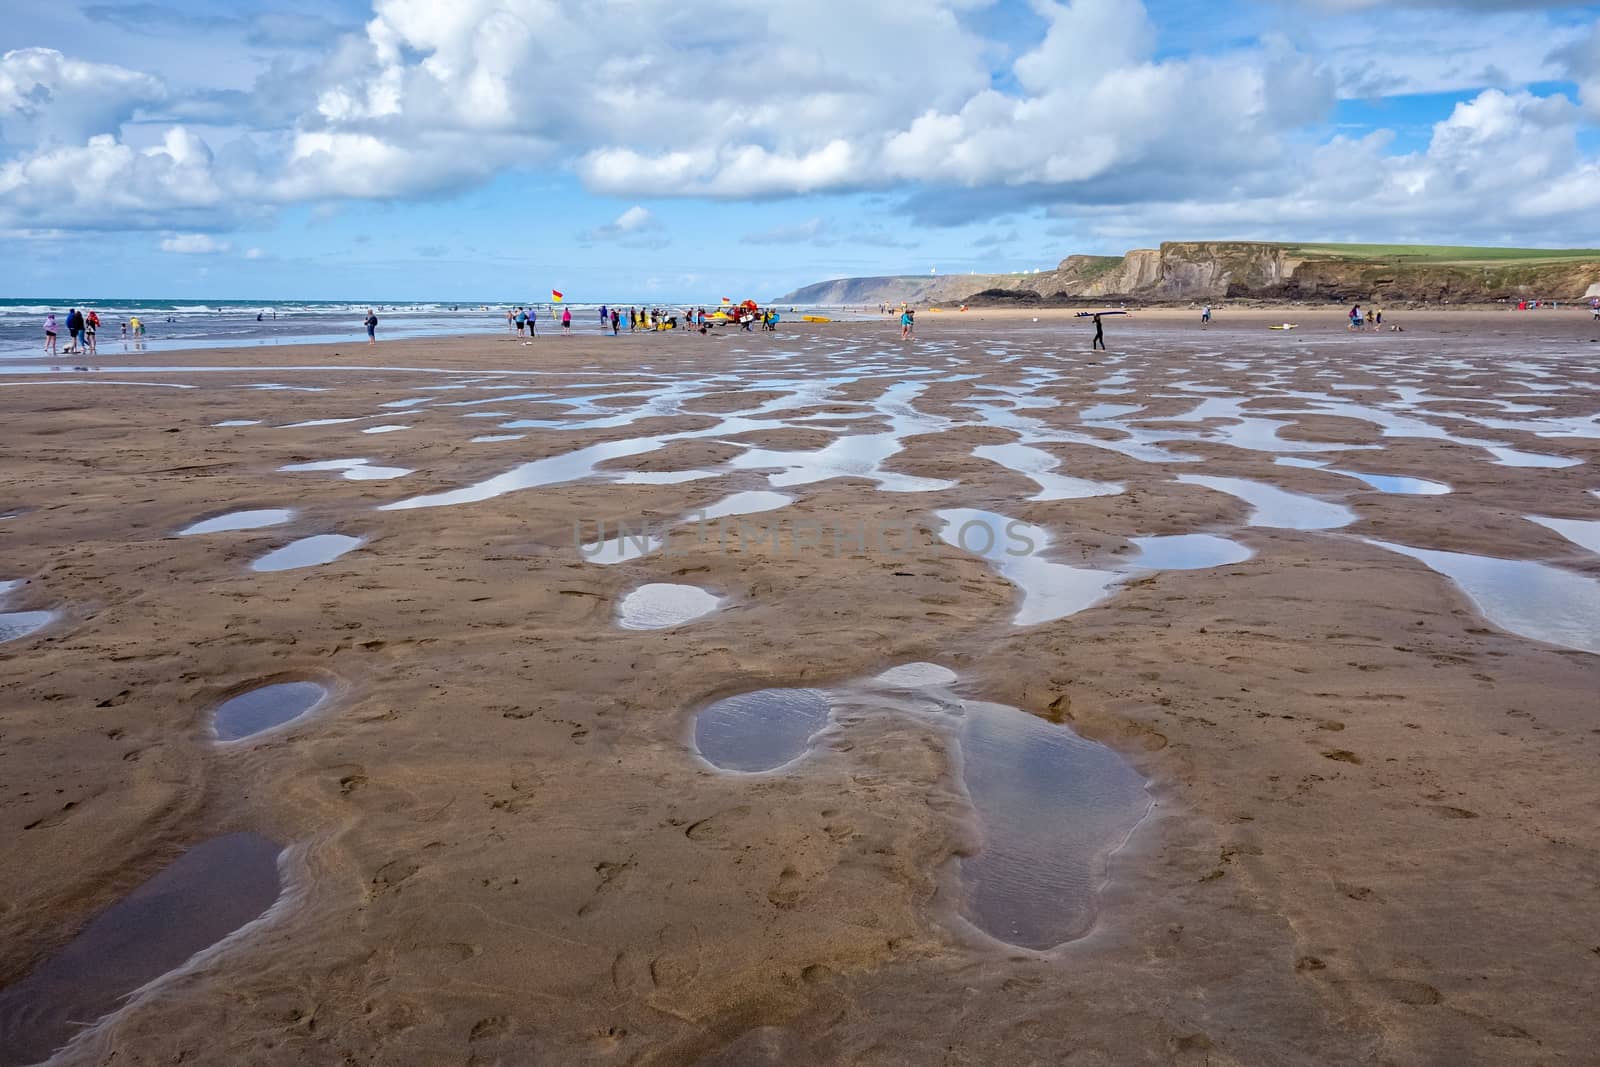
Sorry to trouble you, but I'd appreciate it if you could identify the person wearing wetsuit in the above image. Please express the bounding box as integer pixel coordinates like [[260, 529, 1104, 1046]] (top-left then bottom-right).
[[1092, 313, 1106, 350]]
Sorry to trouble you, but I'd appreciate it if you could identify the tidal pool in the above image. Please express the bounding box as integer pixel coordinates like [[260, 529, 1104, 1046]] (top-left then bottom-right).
[[1128, 534, 1253, 570], [1176, 474, 1356, 530], [1331, 470, 1451, 495], [1527, 515, 1600, 556], [617, 584, 722, 629], [0, 579, 54, 644], [958, 700, 1151, 950], [693, 688, 832, 772], [1367, 539, 1600, 654], [937, 508, 1123, 626], [0, 833, 283, 1067], [250, 534, 363, 572], [177, 508, 295, 536], [213, 681, 328, 741], [278, 458, 413, 481]]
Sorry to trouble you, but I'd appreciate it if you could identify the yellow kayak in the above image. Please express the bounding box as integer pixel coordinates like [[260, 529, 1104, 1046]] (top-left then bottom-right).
[[801, 315, 831, 323]]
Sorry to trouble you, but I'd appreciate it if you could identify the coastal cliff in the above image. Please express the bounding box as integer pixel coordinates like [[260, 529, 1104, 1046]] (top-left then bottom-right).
[[775, 242, 1600, 305]]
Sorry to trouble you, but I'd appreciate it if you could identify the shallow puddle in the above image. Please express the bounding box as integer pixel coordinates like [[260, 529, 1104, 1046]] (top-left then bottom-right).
[[937, 508, 1123, 625], [1331, 470, 1451, 495], [212, 419, 260, 427], [698, 490, 792, 520], [177, 508, 295, 536], [693, 688, 832, 772], [0, 833, 283, 1067], [250, 534, 363, 572], [213, 681, 328, 741], [0, 609, 54, 644], [0, 580, 54, 644], [973, 442, 1122, 501], [617, 584, 722, 629], [1527, 515, 1600, 555], [1176, 474, 1356, 530], [279, 458, 413, 481], [1128, 533, 1253, 570], [1366, 540, 1600, 654], [362, 424, 409, 434], [958, 700, 1151, 949], [469, 434, 526, 443], [577, 529, 664, 565]]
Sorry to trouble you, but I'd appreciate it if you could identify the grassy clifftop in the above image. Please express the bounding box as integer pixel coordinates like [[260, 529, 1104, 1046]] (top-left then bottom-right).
[[774, 242, 1600, 305]]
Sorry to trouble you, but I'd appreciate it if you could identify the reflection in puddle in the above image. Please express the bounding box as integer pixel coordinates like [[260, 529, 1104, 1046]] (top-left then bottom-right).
[[698, 490, 792, 520], [213, 681, 328, 741], [613, 470, 717, 485], [362, 424, 409, 434], [1367, 540, 1600, 654], [177, 508, 295, 536], [693, 688, 831, 772], [0, 579, 54, 644], [973, 442, 1122, 501], [382, 437, 666, 510], [1527, 515, 1600, 555], [279, 458, 413, 481], [1176, 474, 1356, 530], [937, 508, 1122, 626], [250, 534, 363, 572], [1330, 470, 1451, 495], [958, 699, 1151, 949], [213, 419, 260, 427], [1128, 534, 1253, 570], [577, 529, 663, 565], [469, 434, 526, 443], [617, 583, 722, 629], [0, 833, 283, 1067]]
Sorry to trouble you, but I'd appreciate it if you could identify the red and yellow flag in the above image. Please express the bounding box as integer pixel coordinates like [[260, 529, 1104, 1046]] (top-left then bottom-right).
[[551, 290, 564, 302]]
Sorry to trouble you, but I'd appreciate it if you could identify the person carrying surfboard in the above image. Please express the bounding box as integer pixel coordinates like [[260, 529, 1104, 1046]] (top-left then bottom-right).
[[1092, 313, 1106, 350]]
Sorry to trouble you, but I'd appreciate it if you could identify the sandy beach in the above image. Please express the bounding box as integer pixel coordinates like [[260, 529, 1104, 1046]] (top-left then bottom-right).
[[1, 309, 1597, 1065]]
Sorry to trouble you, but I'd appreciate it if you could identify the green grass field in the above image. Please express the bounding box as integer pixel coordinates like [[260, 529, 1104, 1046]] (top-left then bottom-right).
[[1282, 242, 1600, 266]]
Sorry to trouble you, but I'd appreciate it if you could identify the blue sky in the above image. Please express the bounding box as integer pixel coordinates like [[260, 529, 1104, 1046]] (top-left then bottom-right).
[[3, 0, 1599, 300]]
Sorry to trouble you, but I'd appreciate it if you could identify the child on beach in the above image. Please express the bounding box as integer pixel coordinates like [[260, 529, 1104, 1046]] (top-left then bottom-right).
[[900, 308, 913, 340], [43, 313, 57, 354]]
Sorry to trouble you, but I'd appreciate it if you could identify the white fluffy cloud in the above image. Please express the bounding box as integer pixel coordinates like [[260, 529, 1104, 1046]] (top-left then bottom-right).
[[0, 0, 1597, 245], [160, 233, 232, 253], [0, 48, 164, 146]]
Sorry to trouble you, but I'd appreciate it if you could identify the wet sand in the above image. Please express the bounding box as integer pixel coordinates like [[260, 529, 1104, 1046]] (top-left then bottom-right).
[[1, 310, 1597, 1064]]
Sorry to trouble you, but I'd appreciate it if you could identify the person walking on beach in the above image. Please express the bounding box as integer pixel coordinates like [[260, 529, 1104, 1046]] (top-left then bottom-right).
[[514, 308, 526, 336], [364, 308, 378, 344], [561, 307, 572, 334], [85, 309, 98, 353], [63, 308, 81, 353], [900, 308, 913, 340], [43, 312, 57, 355], [1201, 304, 1212, 325], [1348, 304, 1362, 330], [599, 305, 608, 329], [610, 309, 620, 336], [1091, 312, 1106, 350]]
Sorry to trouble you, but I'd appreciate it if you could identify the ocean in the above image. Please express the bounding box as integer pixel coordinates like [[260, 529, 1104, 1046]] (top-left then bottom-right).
[[1, 299, 680, 357]]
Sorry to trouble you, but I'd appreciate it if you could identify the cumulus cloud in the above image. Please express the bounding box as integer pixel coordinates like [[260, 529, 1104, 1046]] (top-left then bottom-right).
[[0, 0, 1598, 247], [160, 232, 231, 253], [0, 48, 164, 145]]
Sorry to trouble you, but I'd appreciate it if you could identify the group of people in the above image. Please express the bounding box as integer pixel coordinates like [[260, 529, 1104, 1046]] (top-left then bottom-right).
[[1347, 304, 1384, 329], [42, 309, 144, 354], [502, 304, 781, 337]]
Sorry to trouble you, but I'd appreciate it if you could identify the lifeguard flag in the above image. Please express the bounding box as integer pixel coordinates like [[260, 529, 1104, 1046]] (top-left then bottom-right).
[[551, 290, 564, 302], [720, 297, 731, 305]]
